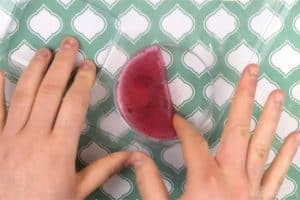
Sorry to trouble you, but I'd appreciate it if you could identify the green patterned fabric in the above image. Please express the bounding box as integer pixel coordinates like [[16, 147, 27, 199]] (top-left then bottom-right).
[[1, 0, 300, 199]]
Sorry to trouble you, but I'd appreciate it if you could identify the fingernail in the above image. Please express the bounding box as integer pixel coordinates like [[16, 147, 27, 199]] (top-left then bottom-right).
[[62, 37, 77, 49], [248, 65, 259, 79], [80, 61, 93, 70], [132, 158, 144, 169], [274, 91, 284, 106], [81, 63, 90, 70], [36, 49, 49, 59], [130, 153, 145, 169]]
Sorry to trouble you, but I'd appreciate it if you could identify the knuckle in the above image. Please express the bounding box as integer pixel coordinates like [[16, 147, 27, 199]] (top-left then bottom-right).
[[252, 143, 269, 161], [238, 78, 250, 89], [76, 70, 96, 86], [225, 123, 249, 136], [66, 92, 88, 109], [237, 77, 255, 93], [12, 89, 30, 102], [39, 82, 61, 95], [76, 73, 93, 85]]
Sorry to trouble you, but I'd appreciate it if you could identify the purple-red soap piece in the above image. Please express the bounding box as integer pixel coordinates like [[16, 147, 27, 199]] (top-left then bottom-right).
[[116, 45, 176, 140]]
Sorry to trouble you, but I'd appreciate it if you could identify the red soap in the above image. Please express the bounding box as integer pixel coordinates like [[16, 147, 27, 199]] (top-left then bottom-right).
[[116, 45, 176, 140]]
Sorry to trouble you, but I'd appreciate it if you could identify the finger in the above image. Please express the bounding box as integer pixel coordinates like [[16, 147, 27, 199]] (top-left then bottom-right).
[[216, 64, 259, 170], [128, 152, 169, 200], [0, 69, 6, 131], [173, 114, 215, 184], [76, 152, 130, 199], [4, 49, 51, 135], [260, 132, 300, 199], [247, 90, 284, 190], [53, 60, 96, 154], [27, 37, 79, 132]]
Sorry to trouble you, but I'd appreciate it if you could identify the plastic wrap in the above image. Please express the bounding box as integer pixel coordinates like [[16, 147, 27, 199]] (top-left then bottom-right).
[[0, 0, 299, 199]]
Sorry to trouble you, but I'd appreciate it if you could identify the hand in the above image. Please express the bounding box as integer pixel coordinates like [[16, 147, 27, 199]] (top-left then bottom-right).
[[132, 65, 300, 200], [0, 37, 168, 200], [173, 64, 299, 200]]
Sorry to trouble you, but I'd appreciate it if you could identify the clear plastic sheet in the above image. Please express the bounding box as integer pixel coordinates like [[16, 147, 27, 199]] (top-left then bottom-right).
[[0, 0, 299, 199]]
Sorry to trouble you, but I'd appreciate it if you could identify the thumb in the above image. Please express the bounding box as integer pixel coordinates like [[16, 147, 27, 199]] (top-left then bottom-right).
[[76, 152, 130, 199], [173, 114, 215, 185], [128, 152, 169, 200]]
